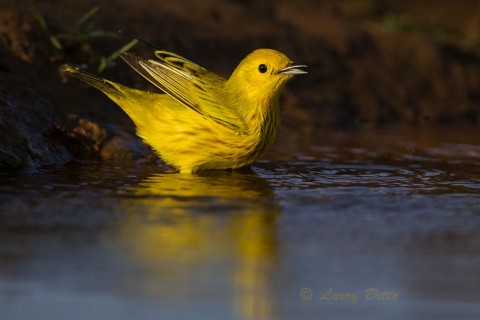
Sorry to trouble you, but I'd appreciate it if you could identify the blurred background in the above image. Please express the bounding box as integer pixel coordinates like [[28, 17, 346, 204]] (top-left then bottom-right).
[[2, 0, 480, 167]]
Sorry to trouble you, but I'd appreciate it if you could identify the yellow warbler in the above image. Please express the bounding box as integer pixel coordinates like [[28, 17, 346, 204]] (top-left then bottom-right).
[[62, 49, 306, 173]]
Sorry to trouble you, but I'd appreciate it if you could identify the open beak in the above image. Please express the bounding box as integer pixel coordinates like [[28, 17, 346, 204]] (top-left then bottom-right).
[[278, 64, 308, 75]]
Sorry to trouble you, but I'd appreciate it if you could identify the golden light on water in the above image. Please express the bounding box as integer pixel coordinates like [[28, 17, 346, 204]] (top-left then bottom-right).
[[117, 171, 280, 319]]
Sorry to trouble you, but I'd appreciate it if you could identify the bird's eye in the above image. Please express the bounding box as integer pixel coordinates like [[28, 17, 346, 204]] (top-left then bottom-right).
[[258, 64, 268, 73]]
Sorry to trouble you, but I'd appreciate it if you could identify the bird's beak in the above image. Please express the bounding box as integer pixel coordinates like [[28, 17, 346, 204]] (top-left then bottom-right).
[[278, 64, 308, 75]]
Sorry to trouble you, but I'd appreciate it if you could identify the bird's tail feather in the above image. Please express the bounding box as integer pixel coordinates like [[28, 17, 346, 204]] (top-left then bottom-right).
[[61, 65, 127, 100]]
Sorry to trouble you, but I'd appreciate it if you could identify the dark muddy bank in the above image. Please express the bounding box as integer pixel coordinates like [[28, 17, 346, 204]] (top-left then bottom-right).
[[1, 0, 480, 168]]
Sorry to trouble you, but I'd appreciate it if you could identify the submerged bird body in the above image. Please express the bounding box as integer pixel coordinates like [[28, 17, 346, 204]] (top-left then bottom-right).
[[63, 49, 306, 173]]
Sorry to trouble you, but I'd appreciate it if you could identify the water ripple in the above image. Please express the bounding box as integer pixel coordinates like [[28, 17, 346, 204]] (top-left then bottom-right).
[[254, 160, 480, 194]]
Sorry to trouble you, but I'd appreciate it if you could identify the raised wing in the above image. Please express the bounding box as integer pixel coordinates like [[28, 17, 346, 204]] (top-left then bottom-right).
[[119, 51, 246, 133]]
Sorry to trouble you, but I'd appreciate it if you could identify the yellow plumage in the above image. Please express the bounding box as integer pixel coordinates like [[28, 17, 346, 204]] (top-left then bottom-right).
[[62, 48, 306, 173]]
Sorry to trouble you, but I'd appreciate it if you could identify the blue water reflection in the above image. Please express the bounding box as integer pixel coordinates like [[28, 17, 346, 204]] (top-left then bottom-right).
[[1, 133, 480, 320]]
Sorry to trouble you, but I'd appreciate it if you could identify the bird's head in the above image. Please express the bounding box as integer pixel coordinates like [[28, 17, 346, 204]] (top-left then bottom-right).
[[227, 49, 307, 103]]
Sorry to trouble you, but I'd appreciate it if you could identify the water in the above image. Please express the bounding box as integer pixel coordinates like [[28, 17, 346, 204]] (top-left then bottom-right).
[[1, 129, 480, 320]]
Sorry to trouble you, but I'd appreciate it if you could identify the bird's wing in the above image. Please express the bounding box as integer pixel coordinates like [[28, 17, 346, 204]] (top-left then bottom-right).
[[119, 51, 246, 133]]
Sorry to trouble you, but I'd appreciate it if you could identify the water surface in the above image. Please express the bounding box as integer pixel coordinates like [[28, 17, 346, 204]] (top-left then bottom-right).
[[1, 129, 480, 320]]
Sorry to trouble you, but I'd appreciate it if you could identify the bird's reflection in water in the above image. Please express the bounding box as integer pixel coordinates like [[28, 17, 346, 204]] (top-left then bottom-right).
[[118, 170, 280, 320]]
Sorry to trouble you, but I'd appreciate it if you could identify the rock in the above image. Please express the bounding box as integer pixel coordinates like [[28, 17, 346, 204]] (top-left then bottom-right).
[[0, 45, 72, 170], [0, 93, 72, 169], [100, 129, 155, 162]]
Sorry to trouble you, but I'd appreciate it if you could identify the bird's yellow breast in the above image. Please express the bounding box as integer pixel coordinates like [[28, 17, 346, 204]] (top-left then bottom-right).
[[130, 95, 280, 173]]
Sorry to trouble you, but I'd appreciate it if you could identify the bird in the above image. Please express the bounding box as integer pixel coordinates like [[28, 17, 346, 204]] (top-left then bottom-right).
[[62, 48, 307, 173]]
